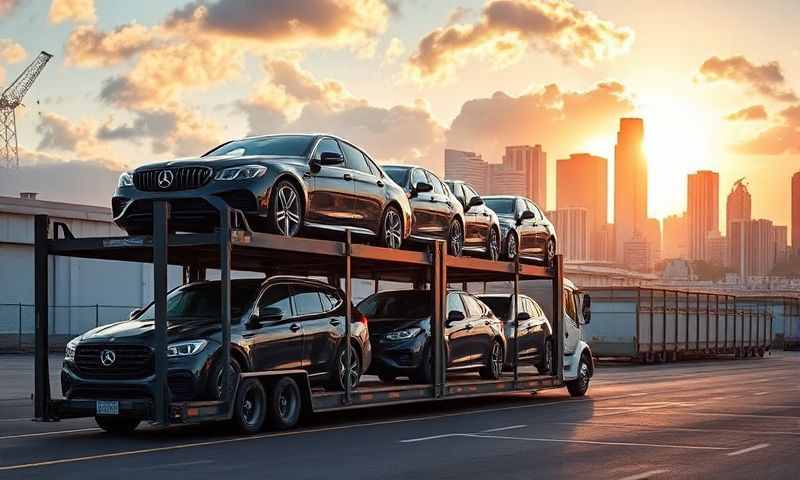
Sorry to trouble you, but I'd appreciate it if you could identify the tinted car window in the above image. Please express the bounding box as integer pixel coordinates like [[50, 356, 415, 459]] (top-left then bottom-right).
[[319, 291, 340, 312], [461, 294, 485, 317], [516, 198, 527, 215], [364, 155, 383, 177], [484, 198, 515, 215], [526, 200, 542, 219], [292, 286, 325, 316], [478, 296, 510, 320], [313, 138, 343, 160], [447, 293, 466, 316], [426, 171, 445, 195], [357, 291, 431, 319], [341, 142, 372, 174], [411, 169, 428, 188], [564, 290, 578, 320], [445, 182, 464, 203], [205, 136, 313, 157], [137, 281, 260, 323], [384, 166, 410, 187], [464, 185, 480, 201], [257, 284, 292, 319]]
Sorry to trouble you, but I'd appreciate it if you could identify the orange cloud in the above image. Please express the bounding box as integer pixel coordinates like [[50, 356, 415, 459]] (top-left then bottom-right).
[[65, 23, 158, 67], [698, 55, 798, 102], [407, 0, 634, 83], [49, 0, 95, 24], [724, 105, 767, 121], [734, 105, 800, 155], [0, 38, 26, 63]]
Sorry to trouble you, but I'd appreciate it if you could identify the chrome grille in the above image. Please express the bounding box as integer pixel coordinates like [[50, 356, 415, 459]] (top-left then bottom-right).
[[74, 344, 153, 379], [133, 167, 212, 191]]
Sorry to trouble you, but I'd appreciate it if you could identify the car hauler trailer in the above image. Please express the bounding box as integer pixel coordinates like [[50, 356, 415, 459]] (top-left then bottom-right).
[[736, 296, 800, 350], [33, 201, 589, 431], [583, 287, 772, 362]]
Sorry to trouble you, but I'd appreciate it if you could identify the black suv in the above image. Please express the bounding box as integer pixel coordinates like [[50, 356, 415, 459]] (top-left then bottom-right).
[[357, 289, 505, 383], [113, 134, 412, 249], [62, 277, 370, 432], [381, 165, 466, 256], [444, 180, 502, 260]]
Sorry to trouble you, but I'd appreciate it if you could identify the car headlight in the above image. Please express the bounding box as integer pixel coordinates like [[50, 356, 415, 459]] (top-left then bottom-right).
[[65, 336, 80, 361], [214, 165, 267, 181], [118, 172, 133, 187], [167, 340, 208, 358], [384, 327, 421, 341]]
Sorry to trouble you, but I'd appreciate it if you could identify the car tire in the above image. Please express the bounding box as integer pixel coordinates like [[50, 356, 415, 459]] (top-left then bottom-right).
[[232, 378, 267, 434], [448, 219, 464, 257], [566, 355, 591, 397], [479, 340, 504, 380], [544, 237, 556, 268], [505, 232, 518, 261], [95, 416, 140, 435], [377, 373, 397, 383], [266, 376, 302, 430], [269, 180, 303, 237], [535, 337, 553, 375], [486, 227, 500, 261], [409, 345, 434, 384], [207, 357, 242, 400], [327, 343, 361, 391], [379, 205, 403, 249]]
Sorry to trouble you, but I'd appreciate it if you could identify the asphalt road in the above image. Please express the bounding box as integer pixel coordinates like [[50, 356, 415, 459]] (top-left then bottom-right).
[[0, 352, 798, 479]]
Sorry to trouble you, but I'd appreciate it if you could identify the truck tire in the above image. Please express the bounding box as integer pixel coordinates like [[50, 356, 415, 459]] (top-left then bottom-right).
[[566, 356, 591, 397], [95, 416, 140, 434], [232, 378, 267, 434], [267, 377, 302, 430]]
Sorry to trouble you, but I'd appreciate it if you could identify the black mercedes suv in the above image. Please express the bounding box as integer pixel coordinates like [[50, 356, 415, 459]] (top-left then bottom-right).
[[113, 134, 412, 249], [357, 289, 505, 384], [62, 277, 370, 433]]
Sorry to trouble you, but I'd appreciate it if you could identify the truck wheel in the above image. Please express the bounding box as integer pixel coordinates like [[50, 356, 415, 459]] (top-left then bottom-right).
[[95, 416, 140, 434], [267, 377, 302, 430], [233, 378, 267, 434], [566, 356, 591, 397], [479, 340, 504, 380]]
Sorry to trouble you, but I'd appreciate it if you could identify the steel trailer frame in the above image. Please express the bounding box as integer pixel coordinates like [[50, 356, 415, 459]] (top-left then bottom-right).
[[33, 201, 565, 426]]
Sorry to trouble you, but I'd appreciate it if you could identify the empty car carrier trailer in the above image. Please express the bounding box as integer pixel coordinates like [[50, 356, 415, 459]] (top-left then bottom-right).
[[33, 200, 582, 431]]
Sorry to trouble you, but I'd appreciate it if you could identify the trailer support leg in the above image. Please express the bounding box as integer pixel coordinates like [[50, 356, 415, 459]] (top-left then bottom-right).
[[220, 206, 232, 410], [153, 201, 170, 426], [34, 215, 51, 421], [344, 230, 352, 404]]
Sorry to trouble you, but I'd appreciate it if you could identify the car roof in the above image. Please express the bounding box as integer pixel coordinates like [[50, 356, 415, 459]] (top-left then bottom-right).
[[188, 276, 337, 290]]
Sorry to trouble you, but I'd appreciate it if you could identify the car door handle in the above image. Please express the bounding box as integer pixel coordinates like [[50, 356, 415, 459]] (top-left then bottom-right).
[[290, 323, 301, 332], [343, 173, 353, 181], [565, 331, 569, 338], [376, 180, 384, 187], [330, 319, 341, 326]]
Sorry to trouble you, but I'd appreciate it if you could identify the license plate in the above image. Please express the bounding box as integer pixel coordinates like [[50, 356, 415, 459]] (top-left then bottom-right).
[[96, 400, 119, 416]]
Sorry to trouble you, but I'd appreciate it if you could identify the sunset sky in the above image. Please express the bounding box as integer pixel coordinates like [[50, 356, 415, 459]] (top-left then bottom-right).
[[0, 0, 798, 233]]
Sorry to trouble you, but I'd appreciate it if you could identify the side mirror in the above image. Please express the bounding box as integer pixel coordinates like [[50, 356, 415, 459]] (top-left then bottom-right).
[[129, 308, 144, 320], [446, 310, 465, 326], [582, 294, 592, 324], [516, 311, 531, 322], [517, 210, 535, 224], [318, 151, 344, 166], [467, 196, 484, 210], [247, 306, 284, 328], [412, 181, 433, 197]]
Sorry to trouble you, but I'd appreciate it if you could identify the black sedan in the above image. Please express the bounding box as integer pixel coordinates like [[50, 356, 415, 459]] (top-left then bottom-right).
[[112, 134, 412, 249], [476, 293, 553, 374], [357, 289, 506, 383], [382, 165, 466, 256], [444, 180, 501, 260], [483, 195, 558, 267]]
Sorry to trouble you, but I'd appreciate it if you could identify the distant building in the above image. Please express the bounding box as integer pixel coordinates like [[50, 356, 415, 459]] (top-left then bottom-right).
[[726, 178, 751, 238], [662, 213, 688, 259], [687, 170, 719, 261], [774, 225, 789, 264], [729, 219, 776, 278], [614, 118, 648, 263], [644, 218, 662, 263], [662, 259, 693, 281], [705, 230, 727, 267], [556, 153, 608, 260], [793, 172, 800, 255], [546, 208, 590, 261], [487, 164, 527, 197], [503, 145, 547, 208], [623, 231, 652, 272], [594, 223, 615, 262], [444, 149, 489, 193]]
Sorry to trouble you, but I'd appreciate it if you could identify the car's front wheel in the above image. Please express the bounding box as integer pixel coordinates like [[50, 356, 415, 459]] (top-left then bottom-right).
[[486, 227, 500, 261], [270, 180, 303, 237], [448, 219, 464, 256], [379, 206, 403, 249], [505, 232, 518, 260], [544, 237, 556, 268]]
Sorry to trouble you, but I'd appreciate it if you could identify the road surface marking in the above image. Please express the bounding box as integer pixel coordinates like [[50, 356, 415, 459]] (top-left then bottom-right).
[[480, 424, 527, 433], [121, 460, 214, 471], [400, 433, 464, 443], [557, 421, 800, 437], [0, 392, 649, 472], [727, 443, 770, 456], [618, 469, 669, 480], [463, 433, 731, 451], [754, 392, 769, 396], [0, 428, 100, 440]]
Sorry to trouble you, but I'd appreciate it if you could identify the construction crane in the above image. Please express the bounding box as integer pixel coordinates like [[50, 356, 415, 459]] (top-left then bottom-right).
[[0, 51, 53, 168]]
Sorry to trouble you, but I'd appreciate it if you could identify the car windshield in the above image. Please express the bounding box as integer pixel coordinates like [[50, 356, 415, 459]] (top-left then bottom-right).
[[478, 296, 511, 320], [205, 135, 314, 157], [383, 166, 410, 187], [484, 198, 515, 215], [357, 291, 431, 319], [136, 281, 261, 323]]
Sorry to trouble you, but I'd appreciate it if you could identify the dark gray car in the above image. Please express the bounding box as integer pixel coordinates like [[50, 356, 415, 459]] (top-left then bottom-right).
[[483, 195, 558, 267]]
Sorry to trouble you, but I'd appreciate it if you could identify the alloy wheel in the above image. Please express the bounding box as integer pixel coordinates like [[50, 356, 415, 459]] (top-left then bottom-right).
[[449, 221, 464, 256], [383, 209, 403, 249], [487, 229, 500, 260], [506, 234, 517, 260], [338, 347, 361, 389], [274, 184, 301, 236], [491, 342, 503, 377], [578, 361, 589, 389], [546, 239, 556, 265]]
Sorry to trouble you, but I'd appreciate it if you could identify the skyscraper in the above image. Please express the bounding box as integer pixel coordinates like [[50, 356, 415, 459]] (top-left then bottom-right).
[[774, 225, 789, 264], [726, 179, 751, 236], [793, 171, 800, 255], [444, 149, 489, 193], [546, 208, 590, 261], [557, 153, 608, 260], [687, 170, 719, 261], [487, 164, 527, 197], [729, 219, 776, 278], [662, 213, 688, 259], [644, 217, 662, 263], [503, 145, 547, 208], [614, 118, 647, 263]]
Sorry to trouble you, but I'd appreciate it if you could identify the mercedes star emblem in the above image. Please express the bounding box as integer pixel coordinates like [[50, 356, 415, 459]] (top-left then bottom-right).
[[100, 349, 116, 367], [157, 170, 174, 189]]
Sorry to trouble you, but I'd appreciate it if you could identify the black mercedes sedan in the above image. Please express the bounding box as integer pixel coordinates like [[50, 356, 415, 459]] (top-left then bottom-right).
[[62, 277, 370, 433], [444, 180, 502, 260], [381, 165, 466, 256], [112, 134, 412, 249], [482, 195, 558, 267], [357, 289, 505, 384]]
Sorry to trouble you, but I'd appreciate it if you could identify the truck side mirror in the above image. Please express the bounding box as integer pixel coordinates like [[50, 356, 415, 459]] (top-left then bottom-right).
[[582, 294, 591, 324]]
